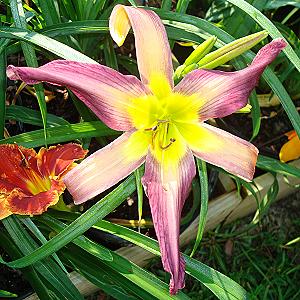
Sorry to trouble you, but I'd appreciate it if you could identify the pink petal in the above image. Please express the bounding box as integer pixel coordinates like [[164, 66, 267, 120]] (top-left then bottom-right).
[[177, 122, 258, 181], [110, 5, 173, 88], [64, 131, 148, 204], [7, 60, 150, 131], [142, 149, 196, 294], [174, 39, 286, 121]]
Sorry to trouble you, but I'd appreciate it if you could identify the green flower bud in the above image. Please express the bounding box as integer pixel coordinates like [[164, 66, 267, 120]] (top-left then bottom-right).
[[184, 36, 217, 66], [197, 30, 269, 69]]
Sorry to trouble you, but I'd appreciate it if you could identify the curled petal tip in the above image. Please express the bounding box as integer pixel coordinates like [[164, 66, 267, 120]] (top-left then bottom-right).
[[6, 65, 19, 80], [251, 38, 286, 67], [169, 256, 186, 295], [109, 4, 173, 86], [109, 5, 130, 47], [272, 38, 287, 48]]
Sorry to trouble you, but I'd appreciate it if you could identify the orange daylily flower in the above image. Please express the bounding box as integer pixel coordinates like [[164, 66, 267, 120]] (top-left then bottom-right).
[[279, 131, 300, 162], [0, 143, 87, 219]]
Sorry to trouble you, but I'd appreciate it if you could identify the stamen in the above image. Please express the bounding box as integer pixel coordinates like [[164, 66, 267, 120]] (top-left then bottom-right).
[[160, 138, 176, 150], [145, 125, 158, 131], [16, 145, 30, 168], [152, 130, 158, 146]]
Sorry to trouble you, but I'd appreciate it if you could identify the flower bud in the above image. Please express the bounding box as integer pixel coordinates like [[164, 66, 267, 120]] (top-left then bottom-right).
[[184, 36, 217, 66], [197, 30, 269, 69]]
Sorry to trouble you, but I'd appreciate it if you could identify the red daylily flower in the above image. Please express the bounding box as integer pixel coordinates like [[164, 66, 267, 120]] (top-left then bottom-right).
[[0, 143, 87, 219], [6, 5, 286, 294]]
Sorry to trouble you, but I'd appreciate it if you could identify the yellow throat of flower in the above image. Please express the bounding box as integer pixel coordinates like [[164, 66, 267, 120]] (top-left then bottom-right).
[[26, 169, 52, 195], [128, 75, 199, 164]]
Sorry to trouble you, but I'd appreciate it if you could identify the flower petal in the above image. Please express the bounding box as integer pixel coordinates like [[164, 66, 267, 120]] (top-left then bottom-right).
[[0, 194, 12, 220], [64, 131, 150, 204], [174, 39, 286, 121], [7, 61, 150, 131], [110, 5, 173, 87], [0, 144, 39, 194], [37, 143, 88, 178], [142, 149, 196, 294], [177, 122, 258, 181], [6, 179, 65, 215]]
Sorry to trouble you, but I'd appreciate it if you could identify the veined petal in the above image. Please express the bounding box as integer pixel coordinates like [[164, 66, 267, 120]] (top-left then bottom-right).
[[110, 5, 173, 87], [7, 61, 150, 131], [177, 122, 258, 181], [0, 194, 12, 220], [6, 179, 65, 215], [0, 144, 39, 194], [37, 143, 88, 178], [142, 149, 196, 294], [174, 39, 286, 121], [64, 131, 150, 204]]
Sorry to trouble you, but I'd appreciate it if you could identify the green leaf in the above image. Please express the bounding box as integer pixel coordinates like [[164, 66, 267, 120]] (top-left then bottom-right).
[[127, 0, 138, 7], [161, 0, 172, 11], [0, 27, 96, 63], [41, 20, 108, 37], [35, 0, 61, 25], [264, 0, 300, 10], [134, 166, 144, 229], [20, 217, 68, 273], [38, 215, 113, 262], [50, 211, 249, 300], [9, 0, 48, 145], [40, 216, 191, 300], [223, 0, 268, 38], [190, 159, 208, 257], [252, 175, 279, 224], [176, 0, 192, 13], [84, 0, 107, 20], [249, 92, 261, 140], [205, 0, 234, 22], [0, 175, 136, 269], [6, 105, 69, 127], [0, 231, 53, 299], [2, 216, 84, 299], [0, 121, 117, 148], [63, 247, 141, 300], [103, 35, 118, 70], [256, 155, 300, 177]]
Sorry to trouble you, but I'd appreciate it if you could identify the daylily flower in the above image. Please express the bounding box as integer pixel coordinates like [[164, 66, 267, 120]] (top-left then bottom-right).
[[0, 143, 87, 220], [6, 5, 286, 294], [279, 130, 300, 162]]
